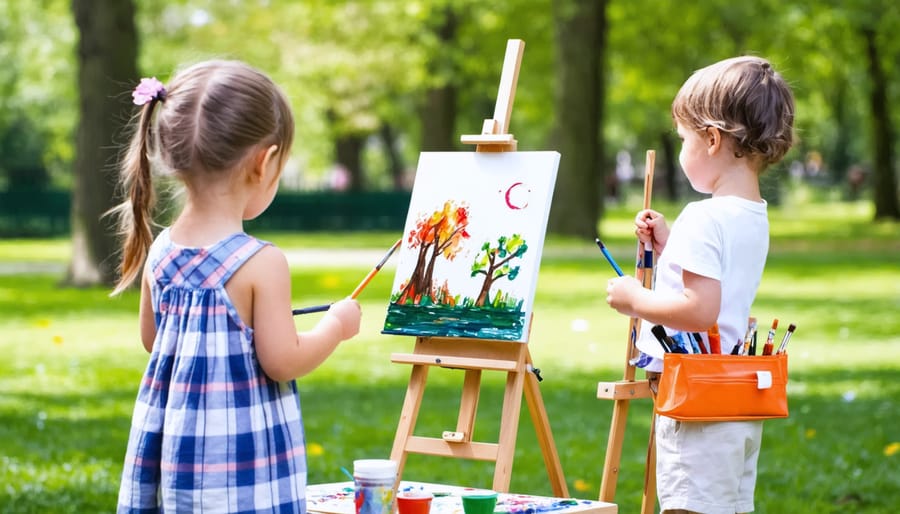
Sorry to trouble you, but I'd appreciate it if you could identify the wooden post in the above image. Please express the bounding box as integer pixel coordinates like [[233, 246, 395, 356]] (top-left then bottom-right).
[[597, 150, 658, 513]]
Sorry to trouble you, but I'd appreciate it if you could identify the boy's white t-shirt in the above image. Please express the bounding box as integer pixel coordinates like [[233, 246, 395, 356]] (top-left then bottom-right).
[[635, 196, 769, 371]]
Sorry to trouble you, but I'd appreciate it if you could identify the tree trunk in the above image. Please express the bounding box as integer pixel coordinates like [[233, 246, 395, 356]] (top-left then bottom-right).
[[419, 8, 458, 152], [398, 242, 430, 303], [335, 133, 365, 191], [862, 28, 899, 219], [380, 123, 406, 189], [548, 0, 606, 237], [660, 131, 678, 201], [475, 275, 494, 307], [828, 78, 852, 185], [70, 0, 138, 286]]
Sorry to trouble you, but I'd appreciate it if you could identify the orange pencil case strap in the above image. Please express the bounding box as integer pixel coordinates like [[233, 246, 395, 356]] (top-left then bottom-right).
[[655, 353, 789, 421]]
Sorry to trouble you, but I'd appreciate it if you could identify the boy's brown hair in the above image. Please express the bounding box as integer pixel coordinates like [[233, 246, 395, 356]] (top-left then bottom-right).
[[672, 56, 795, 166]]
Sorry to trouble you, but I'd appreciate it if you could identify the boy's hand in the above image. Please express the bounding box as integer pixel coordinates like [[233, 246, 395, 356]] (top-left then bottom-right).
[[328, 298, 362, 340], [606, 275, 644, 318], [635, 209, 669, 255]]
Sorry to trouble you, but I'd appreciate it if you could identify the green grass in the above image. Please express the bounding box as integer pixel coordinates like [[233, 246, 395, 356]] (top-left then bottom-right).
[[1, 199, 898, 513]]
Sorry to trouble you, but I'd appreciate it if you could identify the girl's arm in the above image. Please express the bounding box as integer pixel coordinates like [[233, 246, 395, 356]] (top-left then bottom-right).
[[249, 246, 361, 382], [139, 268, 156, 353], [606, 270, 720, 332]]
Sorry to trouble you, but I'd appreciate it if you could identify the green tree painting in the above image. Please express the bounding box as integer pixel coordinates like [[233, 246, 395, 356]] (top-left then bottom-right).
[[471, 234, 528, 307]]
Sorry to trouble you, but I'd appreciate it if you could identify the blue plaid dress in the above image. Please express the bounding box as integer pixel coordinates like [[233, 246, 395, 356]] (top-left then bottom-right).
[[118, 229, 307, 513]]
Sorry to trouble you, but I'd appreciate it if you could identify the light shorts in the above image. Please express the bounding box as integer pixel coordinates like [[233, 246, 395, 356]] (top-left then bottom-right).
[[655, 415, 764, 514]]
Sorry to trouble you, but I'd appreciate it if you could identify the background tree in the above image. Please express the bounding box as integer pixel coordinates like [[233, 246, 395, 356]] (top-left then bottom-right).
[[470, 234, 527, 306], [548, 0, 606, 238], [418, 5, 460, 153], [69, 0, 138, 286], [0, 0, 76, 190]]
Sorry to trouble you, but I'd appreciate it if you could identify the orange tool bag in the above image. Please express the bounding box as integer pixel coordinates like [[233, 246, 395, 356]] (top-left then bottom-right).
[[655, 353, 789, 421]]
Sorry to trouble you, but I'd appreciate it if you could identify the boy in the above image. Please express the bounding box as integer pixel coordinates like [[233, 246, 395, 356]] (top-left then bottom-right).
[[606, 56, 795, 514]]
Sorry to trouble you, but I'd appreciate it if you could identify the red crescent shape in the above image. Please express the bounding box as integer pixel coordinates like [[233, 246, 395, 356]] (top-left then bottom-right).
[[505, 182, 527, 209]]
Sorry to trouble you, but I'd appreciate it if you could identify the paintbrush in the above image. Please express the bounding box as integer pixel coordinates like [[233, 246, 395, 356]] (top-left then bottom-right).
[[292, 238, 402, 316], [776, 323, 796, 354], [595, 238, 625, 277], [350, 238, 402, 299], [762, 318, 779, 355]]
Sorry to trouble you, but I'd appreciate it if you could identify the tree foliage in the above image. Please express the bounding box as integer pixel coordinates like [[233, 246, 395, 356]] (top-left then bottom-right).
[[1, 0, 897, 220]]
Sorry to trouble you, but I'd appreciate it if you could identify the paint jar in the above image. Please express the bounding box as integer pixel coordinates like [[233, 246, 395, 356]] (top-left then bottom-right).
[[461, 491, 498, 514], [353, 459, 398, 514], [397, 489, 433, 514]]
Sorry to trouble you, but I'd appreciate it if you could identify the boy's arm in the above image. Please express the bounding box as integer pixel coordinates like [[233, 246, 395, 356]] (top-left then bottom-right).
[[607, 270, 720, 332]]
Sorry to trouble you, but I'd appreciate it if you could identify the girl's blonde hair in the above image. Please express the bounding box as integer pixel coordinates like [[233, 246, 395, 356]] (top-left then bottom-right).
[[672, 56, 795, 166], [111, 60, 294, 295]]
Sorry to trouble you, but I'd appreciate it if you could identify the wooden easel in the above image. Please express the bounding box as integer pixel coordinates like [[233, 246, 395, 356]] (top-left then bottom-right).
[[389, 39, 569, 497], [596, 151, 658, 513]]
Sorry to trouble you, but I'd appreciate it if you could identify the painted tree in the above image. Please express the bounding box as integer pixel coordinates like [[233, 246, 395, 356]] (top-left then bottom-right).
[[470, 234, 528, 307], [397, 200, 470, 304]]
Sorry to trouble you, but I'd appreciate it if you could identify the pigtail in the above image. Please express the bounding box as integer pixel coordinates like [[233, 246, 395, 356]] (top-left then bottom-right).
[[111, 101, 158, 295]]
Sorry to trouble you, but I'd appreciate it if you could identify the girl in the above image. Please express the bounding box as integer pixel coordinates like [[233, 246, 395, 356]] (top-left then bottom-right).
[[607, 56, 795, 513], [113, 60, 362, 513]]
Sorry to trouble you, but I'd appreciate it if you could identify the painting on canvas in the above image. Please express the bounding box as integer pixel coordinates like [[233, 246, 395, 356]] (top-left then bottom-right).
[[383, 151, 559, 342]]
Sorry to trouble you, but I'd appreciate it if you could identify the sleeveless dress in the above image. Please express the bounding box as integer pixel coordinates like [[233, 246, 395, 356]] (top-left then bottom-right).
[[118, 229, 307, 513]]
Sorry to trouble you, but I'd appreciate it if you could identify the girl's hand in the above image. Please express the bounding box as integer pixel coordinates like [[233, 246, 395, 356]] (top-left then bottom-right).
[[327, 297, 362, 340], [635, 209, 669, 255]]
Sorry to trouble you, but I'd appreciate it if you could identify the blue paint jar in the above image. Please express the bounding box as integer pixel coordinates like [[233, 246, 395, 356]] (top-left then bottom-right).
[[353, 459, 398, 514]]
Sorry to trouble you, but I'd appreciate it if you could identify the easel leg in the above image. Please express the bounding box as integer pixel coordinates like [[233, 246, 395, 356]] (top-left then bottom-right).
[[455, 370, 482, 440], [390, 363, 430, 483], [640, 414, 657, 514], [523, 363, 569, 497], [493, 368, 526, 493], [599, 399, 629, 502]]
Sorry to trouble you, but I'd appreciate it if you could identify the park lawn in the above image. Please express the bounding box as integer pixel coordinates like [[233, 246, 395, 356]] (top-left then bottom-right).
[[0, 200, 898, 513]]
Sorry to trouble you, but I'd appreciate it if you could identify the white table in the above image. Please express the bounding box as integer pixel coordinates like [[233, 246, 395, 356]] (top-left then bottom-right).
[[307, 481, 617, 514]]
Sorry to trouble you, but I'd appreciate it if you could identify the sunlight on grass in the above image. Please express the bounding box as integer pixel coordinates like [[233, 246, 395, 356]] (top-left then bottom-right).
[[0, 238, 70, 262], [1, 199, 899, 512]]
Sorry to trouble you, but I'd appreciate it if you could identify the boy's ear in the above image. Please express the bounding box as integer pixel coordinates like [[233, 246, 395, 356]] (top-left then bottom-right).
[[706, 126, 723, 155]]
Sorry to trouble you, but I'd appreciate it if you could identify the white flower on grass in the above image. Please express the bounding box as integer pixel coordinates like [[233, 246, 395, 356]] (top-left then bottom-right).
[[570, 319, 589, 332]]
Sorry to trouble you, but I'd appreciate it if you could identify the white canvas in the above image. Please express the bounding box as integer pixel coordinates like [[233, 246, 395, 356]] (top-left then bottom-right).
[[383, 151, 560, 342]]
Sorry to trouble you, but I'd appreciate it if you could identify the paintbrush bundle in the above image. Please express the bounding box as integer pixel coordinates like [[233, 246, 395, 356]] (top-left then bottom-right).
[[654, 316, 796, 421]]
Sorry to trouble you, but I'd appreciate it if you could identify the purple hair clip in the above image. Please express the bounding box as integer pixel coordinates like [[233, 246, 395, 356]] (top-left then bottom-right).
[[132, 77, 166, 106]]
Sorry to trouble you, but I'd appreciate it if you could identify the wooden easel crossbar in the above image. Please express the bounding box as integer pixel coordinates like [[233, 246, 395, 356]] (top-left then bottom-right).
[[388, 39, 568, 497]]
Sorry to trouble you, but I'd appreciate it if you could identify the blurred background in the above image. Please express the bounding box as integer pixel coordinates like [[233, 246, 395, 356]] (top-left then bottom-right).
[[1, 0, 898, 287]]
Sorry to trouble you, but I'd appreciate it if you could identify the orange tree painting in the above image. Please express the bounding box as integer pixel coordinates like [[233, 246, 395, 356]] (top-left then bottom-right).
[[396, 200, 471, 304]]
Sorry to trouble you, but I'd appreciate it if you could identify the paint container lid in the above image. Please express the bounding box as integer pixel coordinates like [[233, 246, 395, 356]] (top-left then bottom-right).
[[353, 459, 398, 480], [399, 489, 433, 499], [461, 490, 497, 499]]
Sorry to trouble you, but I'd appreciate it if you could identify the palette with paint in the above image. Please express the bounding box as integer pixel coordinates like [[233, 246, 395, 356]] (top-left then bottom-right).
[[306, 481, 616, 514]]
